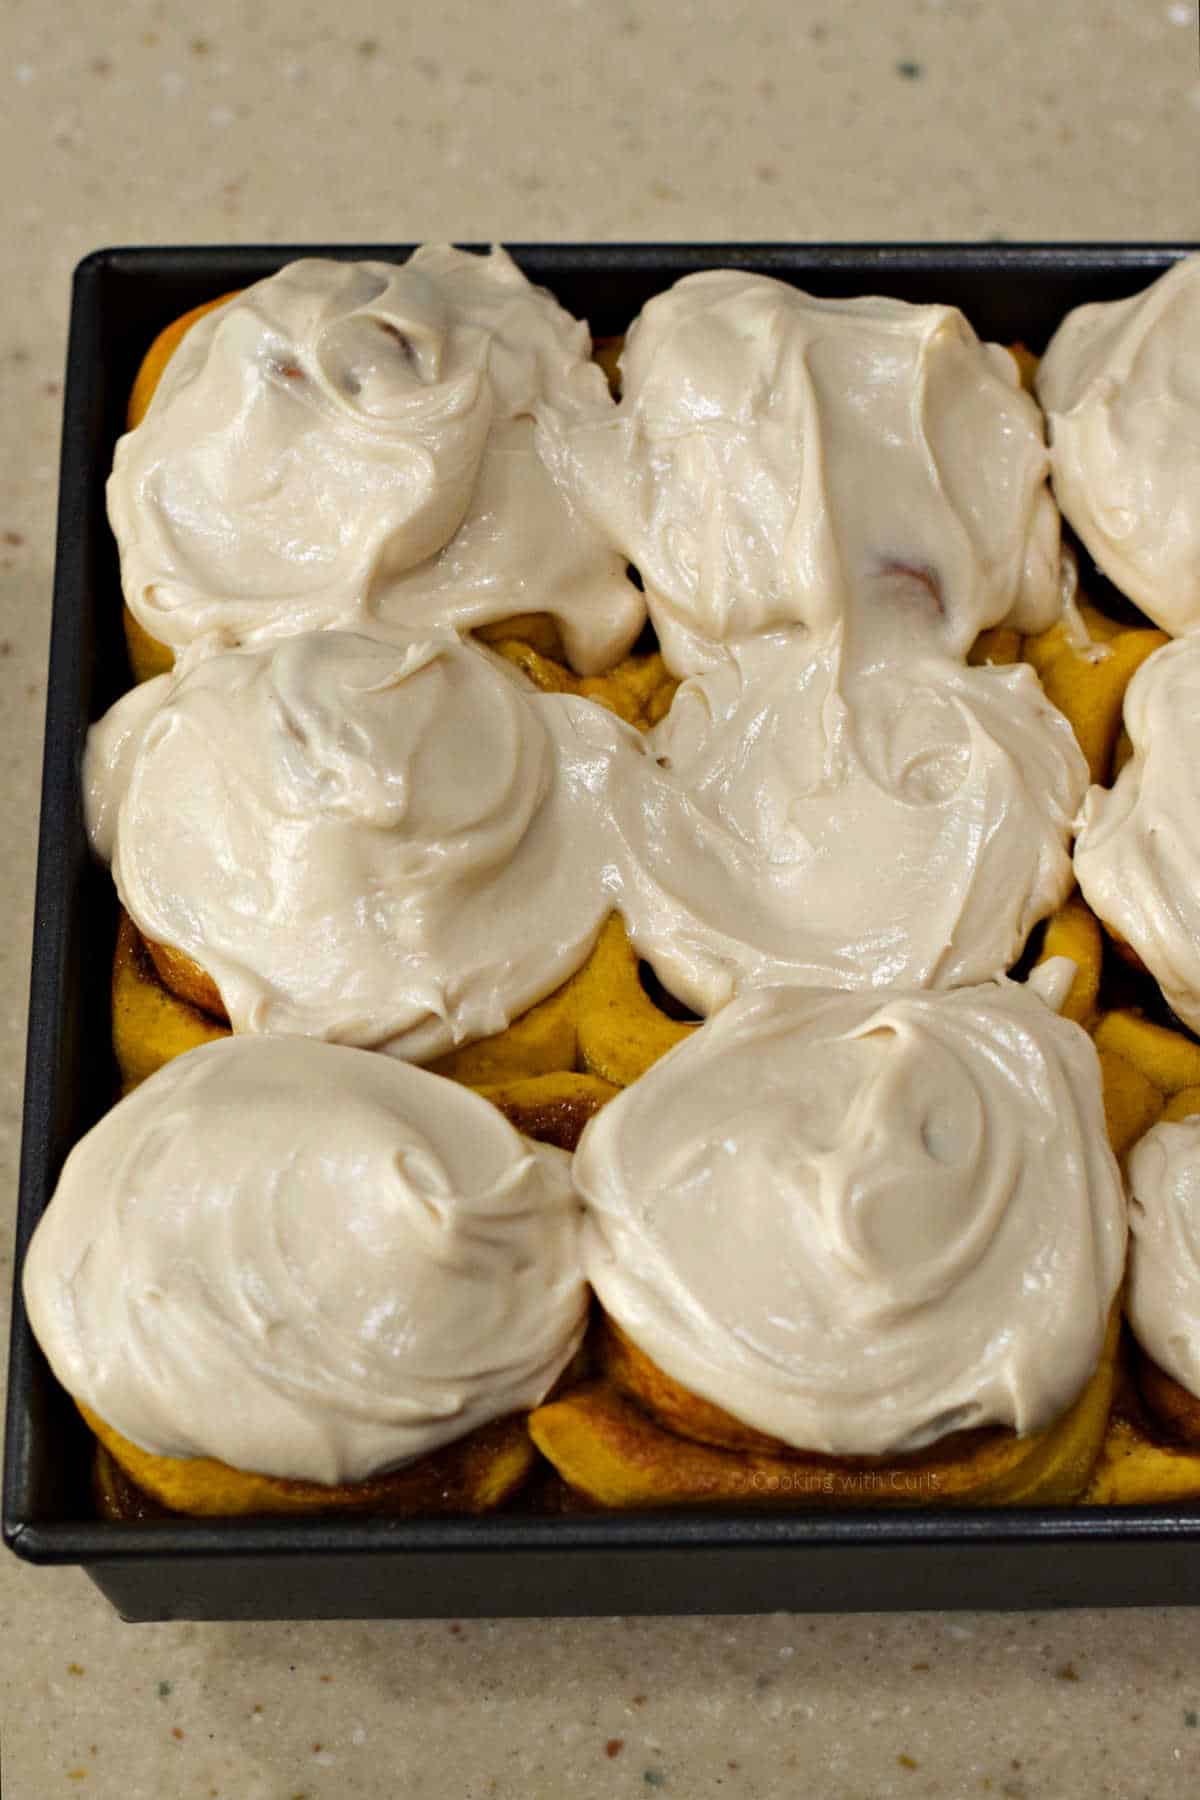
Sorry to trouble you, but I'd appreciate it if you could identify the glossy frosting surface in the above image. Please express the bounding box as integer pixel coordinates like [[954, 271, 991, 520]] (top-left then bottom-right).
[[537, 270, 1060, 675], [96, 257, 1089, 1031], [612, 633, 1088, 1015], [576, 980, 1125, 1456], [84, 629, 644, 1060], [109, 248, 644, 674], [1074, 637, 1200, 1032], [22, 1037, 586, 1483], [1037, 253, 1200, 638], [1127, 1114, 1200, 1401]]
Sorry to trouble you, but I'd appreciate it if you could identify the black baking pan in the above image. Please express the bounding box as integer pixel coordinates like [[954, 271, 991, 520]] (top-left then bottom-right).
[[7, 242, 1200, 1621]]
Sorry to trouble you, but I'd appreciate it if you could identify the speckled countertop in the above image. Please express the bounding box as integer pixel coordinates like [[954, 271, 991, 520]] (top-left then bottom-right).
[[4, 2, 1200, 1795]]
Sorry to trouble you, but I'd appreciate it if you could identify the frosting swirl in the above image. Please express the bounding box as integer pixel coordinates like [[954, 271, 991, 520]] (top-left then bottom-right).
[[1127, 1115, 1200, 1400], [109, 248, 644, 673], [84, 629, 644, 1060], [576, 980, 1125, 1456], [611, 634, 1087, 1014], [22, 1036, 586, 1484], [1037, 254, 1200, 638], [1074, 637, 1200, 1033], [537, 270, 1060, 675], [85, 621, 1085, 1051]]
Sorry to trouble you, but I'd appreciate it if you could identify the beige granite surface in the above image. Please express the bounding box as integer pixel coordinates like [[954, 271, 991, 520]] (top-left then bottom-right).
[[4, 0, 1200, 1795]]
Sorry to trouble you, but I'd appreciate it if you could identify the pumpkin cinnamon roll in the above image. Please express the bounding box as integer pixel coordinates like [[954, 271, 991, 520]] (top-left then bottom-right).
[[22, 1036, 587, 1517], [535, 270, 1062, 677], [84, 627, 652, 1066], [609, 631, 1089, 1015], [532, 972, 1126, 1508], [1037, 254, 1200, 641], [1086, 1096, 1200, 1504], [112, 248, 644, 681], [1074, 637, 1200, 1034]]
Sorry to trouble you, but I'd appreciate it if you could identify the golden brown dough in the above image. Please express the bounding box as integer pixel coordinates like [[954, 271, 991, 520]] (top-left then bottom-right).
[[81, 1399, 535, 1519], [531, 1305, 1122, 1511], [1022, 599, 1167, 787]]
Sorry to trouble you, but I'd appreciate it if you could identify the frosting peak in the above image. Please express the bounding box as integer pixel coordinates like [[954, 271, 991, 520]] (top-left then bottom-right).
[[111, 256, 493, 633]]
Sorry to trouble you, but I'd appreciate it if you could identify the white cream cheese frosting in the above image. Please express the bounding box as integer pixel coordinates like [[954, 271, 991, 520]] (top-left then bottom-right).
[[1037, 254, 1200, 638], [576, 979, 1126, 1457], [109, 248, 644, 674], [1074, 637, 1200, 1033], [22, 1036, 586, 1484], [608, 633, 1088, 1015], [1127, 1115, 1200, 1401], [84, 628, 645, 1061], [536, 269, 1060, 676]]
